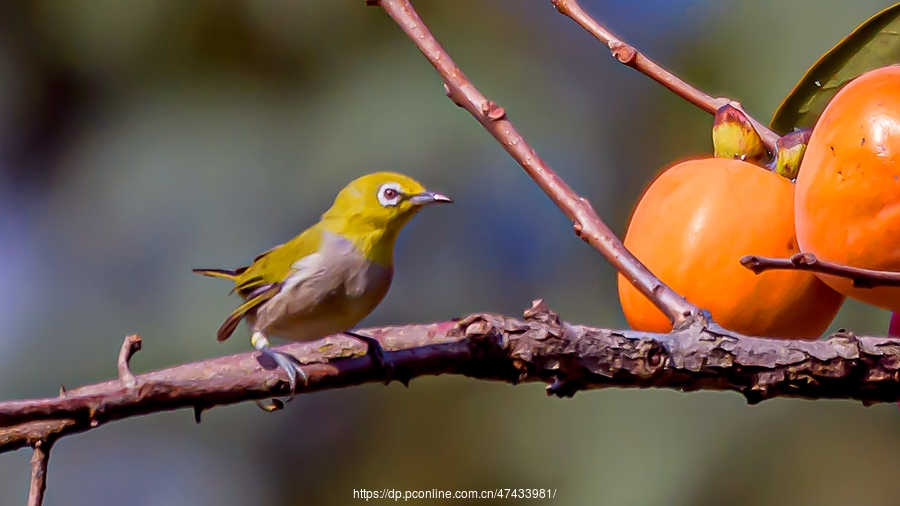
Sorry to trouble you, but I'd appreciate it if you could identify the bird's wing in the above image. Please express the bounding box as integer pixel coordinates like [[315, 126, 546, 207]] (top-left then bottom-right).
[[253, 232, 376, 336], [222, 244, 283, 297], [215, 283, 282, 342], [232, 226, 323, 299], [219, 228, 372, 340], [252, 251, 344, 330], [202, 229, 327, 342], [252, 243, 283, 264]]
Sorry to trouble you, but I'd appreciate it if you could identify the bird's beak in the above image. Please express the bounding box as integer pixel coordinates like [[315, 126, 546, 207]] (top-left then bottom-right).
[[408, 191, 453, 206]]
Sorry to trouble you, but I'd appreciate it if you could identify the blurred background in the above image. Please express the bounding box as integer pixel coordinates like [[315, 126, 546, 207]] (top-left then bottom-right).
[[0, 0, 897, 504]]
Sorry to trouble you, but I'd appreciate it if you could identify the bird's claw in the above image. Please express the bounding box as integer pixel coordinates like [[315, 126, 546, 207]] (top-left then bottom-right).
[[260, 346, 308, 402]]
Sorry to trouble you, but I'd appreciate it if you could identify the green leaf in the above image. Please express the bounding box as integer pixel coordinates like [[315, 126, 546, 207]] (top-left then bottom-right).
[[770, 2, 900, 135]]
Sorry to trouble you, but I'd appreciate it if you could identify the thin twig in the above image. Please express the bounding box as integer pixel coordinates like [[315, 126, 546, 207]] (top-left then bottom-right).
[[368, 0, 701, 329], [118, 334, 142, 389], [741, 253, 900, 288], [551, 0, 780, 152], [27, 440, 52, 506]]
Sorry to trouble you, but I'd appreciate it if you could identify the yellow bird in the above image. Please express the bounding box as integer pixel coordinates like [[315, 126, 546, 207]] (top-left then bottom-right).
[[193, 172, 452, 394]]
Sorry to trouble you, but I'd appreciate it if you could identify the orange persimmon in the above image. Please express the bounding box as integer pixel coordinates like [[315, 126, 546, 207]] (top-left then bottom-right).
[[618, 157, 844, 338], [794, 65, 900, 310]]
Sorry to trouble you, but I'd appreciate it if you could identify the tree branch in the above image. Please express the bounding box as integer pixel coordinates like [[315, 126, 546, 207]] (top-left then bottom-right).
[[27, 440, 52, 506], [741, 253, 900, 288], [1, 300, 900, 457], [367, 0, 702, 329], [117, 334, 142, 389], [551, 0, 780, 153]]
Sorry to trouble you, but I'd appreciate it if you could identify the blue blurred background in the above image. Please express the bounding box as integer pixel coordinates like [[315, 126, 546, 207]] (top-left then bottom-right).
[[0, 0, 898, 504]]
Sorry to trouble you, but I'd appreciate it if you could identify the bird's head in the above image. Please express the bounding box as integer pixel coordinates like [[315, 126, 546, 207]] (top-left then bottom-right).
[[322, 171, 452, 245]]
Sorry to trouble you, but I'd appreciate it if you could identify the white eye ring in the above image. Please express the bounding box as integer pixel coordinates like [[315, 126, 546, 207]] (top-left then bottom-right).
[[377, 182, 403, 207]]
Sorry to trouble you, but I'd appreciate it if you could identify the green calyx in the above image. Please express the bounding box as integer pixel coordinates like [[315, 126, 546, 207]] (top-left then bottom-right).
[[769, 129, 811, 181], [712, 104, 768, 165]]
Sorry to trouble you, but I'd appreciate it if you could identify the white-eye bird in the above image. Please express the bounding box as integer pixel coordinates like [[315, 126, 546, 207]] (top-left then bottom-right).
[[193, 172, 452, 395]]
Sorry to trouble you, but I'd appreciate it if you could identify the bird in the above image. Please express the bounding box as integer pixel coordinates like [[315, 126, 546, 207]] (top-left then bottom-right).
[[193, 171, 452, 396]]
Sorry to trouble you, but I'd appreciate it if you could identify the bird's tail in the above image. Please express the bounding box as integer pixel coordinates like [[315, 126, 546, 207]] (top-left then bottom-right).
[[192, 267, 247, 281]]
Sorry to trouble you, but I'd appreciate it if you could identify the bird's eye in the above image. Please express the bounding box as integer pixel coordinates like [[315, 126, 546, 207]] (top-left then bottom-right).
[[377, 183, 403, 207]]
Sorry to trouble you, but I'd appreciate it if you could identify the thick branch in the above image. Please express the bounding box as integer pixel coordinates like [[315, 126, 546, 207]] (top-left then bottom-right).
[[369, 0, 700, 329], [741, 253, 900, 288], [551, 0, 779, 153], [2, 301, 900, 455]]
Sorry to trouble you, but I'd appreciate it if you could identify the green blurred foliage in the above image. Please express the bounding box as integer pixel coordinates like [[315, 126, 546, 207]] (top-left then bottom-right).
[[0, 1, 897, 505]]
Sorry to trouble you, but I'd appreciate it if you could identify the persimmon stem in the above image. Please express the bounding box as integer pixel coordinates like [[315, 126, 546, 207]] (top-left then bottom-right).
[[741, 253, 900, 288], [551, 0, 780, 153], [367, 0, 701, 328]]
